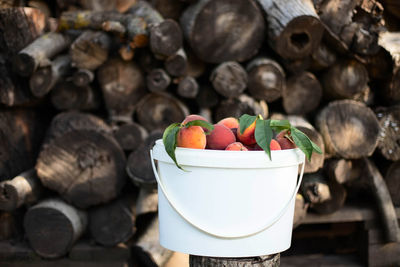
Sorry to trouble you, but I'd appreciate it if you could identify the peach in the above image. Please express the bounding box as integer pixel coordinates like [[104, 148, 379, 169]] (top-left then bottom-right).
[[218, 117, 239, 134], [177, 126, 206, 149], [182, 114, 208, 125], [277, 137, 296, 150], [237, 120, 256, 145], [270, 139, 282, 150], [225, 142, 248, 151], [206, 124, 236, 150], [276, 129, 290, 140]]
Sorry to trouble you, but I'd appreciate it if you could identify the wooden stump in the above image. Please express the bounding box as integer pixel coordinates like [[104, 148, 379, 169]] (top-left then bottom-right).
[[316, 100, 380, 159], [180, 0, 265, 63], [36, 130, 126, 208], [135, 92, 189, 132], [257, 0, 324, 60], [89, 197, 136, 247], [189, 254, 280, 267], [24, 198, 87, 259], [0, 169, 43, 211], [211, 61, 248, 98], [283, 71, 322, 115], [246, 58, 285, 102]]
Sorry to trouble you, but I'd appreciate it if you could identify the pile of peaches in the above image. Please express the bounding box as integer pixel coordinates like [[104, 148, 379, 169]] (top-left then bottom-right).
[[176, 114, 295, 151]]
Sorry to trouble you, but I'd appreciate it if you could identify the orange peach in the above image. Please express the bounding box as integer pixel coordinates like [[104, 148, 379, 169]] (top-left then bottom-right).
[[182, 114, 208, 125], [218, 117, 239, 138], [270, 139, 282, 150], [237, 120, 256, 145], [177, 126, 206, 149], [225, 142, 248, 151], [206, 124, 236, 150]]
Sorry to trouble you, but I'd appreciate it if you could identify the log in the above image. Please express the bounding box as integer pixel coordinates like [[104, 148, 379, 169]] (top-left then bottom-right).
[[280, 57, 311, 75], [119, 43, 135, 61], [316, 100, 380, 159], [113, 122, 149, 151], [98, 58, 146, 121], [376, 105, 400, 161], [24, 198, 87, 259], [180, 0, 265, 63], [36, 129, 126, 208], [257, 0, 324, 60], [149, 19, 182, 57], [72, 68, 94, 87], [326, 159, 362, 185], [79, 0, 137, 13], [195, 85, 219, 109], [137, 48, 163, 73], [0, 109, 45, 181], [0, 8, 46, 57], [0, 212, 18, 241], [135, 92, 189, 132], [146, 68, 171, 92], [149, 0, 185, 20], [363, 158, 400, 243], [43, 111, 112, 145], [300, 172, 331, 205], [211, 61, 248, 98], [177, 76, 199, 98], [321, 59, 370, 102], [164, 48, 188, 77], [310, 42, 337, 71], [13, 32, 71, 76], [385, 161, 400, 206], [136, 188, 158, 216], [70, 30, 111, 70], [89, 197, 136, 247], [214, 94, 268, 122], [50, 81, 100, 111], [29, 54, 71, 97], [283, 71, 322, 115], [126, 130, 163, 189], [0, 169, 43, 211], [293, 193, 309, 229], [186, 48, 206, 78], [246, 57, 285, 102], [27, 0, 51, 17], [287, 116, 325, 173], [189, 254, 280, 267]]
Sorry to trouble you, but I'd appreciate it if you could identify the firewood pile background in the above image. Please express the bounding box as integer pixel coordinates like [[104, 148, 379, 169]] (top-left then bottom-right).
[[0, 0, 400, 266]]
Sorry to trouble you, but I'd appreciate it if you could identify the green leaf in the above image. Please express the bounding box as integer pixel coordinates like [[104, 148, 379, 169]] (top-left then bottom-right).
[[290, 127, 314, 161], [239, 114, 257, 135], [311, 140, 323, 154], [255, 119, 273, 160], [185, 120, 214, 134], [270, 119, 291, 133], [162, 123, 184, 170]]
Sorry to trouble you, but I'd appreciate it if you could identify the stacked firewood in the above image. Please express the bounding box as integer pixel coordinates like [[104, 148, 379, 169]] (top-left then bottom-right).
[[1, 0, 400, 264]]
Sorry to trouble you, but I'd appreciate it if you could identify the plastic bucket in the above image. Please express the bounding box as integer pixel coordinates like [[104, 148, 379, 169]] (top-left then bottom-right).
[[150, 139, 305, 257]]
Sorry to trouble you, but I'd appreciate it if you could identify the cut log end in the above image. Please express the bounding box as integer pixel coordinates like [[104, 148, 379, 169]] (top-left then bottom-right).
[[177, 76, 199, 98], [211, 61, 248, 98], [146, 68, 171, 92], [150, 19, 182, 57], [165, 51, 188, 77], [12, 53, 36, 77], [29, 66, 53, 97]]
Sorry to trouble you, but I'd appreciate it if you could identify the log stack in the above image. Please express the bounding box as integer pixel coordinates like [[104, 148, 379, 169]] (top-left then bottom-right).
[[0, 0, 400, 266]]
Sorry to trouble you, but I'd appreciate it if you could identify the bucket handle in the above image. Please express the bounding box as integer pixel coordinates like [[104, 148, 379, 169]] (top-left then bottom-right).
[[150, 149, 305, 239]]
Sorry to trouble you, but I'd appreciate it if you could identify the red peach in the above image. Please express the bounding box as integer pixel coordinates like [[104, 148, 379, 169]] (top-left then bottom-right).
[[277, 137, 296, 150], [225, 142, 248, 151], [182, 114, 208, 125], [177, 126, 206, 149], [270, 139, 282, 150], [206, 124, 236, 150], [218, 117, 239, 139], [237, 120, 256, 145]]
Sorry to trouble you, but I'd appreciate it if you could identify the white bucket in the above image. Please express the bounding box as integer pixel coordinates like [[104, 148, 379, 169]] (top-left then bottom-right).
[[150, 139, 305, 257]]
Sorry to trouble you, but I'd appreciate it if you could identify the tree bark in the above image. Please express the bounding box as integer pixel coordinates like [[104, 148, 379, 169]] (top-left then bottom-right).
[[70, 30, 111, 70], [0, 169, 43, 211], [316, 100, 380, 159], [89, 196, 136, 247], [189, 254, 280, 267], [257, 0, 324, 60], [146, 68, 171, 92], [13, 32, 71, 76], [385, 160, 400, 206], [283, 71, 322, 115], [211, 61, 248, 98], [135, 92, 189, 132], [113, 121, 149, 152], [246, 57, 285, 102], [29, 54, 71, 97], [180, 0, 265, 63], [50, 81, 100, 111], [24, 198, 87, 259], [36, 129, 126, 208], [177, 76, 199, 98], [98, 58, 146, 121], [375, 105, 400, 161]]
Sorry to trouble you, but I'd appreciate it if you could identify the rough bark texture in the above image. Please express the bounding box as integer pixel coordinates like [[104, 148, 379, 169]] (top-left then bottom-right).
[[316, 100, 380, 159], [0, 169, 43, 211], [189, 253, 280, 267], [180, 0, 265, 63], [36, 130, 126, 208], [24, 198, 87, 259], [211, 61, 248, 98], [258, 0, 324, 60]]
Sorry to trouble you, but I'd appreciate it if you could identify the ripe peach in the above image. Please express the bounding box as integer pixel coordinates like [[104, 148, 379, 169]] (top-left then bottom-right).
[[217, 117, 239, 135], [276, 129, 290, 140], [270, 139, 282, 150], [206, 124, 236, 150], [182, 114, 208, 125], [237, 120, 256, 145], [225, 142, 248, 151], [277, 137, 296, 150], [177, 126, 206, 149]]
